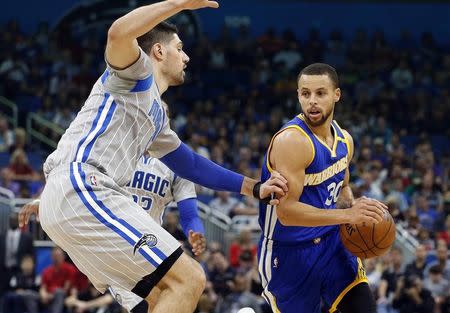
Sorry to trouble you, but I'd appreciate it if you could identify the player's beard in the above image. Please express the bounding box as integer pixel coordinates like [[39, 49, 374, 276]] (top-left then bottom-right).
[[170, 70, 185, 86], [304, 105, 334, 127]]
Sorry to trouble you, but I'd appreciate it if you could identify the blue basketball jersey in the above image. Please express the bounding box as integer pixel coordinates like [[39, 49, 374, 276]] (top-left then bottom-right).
[[259, 113, 351, 242]]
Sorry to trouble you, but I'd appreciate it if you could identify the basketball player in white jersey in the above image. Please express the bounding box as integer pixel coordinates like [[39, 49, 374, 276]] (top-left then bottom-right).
[[19, 1, 288, 312]]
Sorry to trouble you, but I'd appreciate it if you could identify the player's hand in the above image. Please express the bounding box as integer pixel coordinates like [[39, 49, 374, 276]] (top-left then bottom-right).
[[188, 230, 206, 256], [260, 171, 288, 205], [170, 0, 219, 10], [18, 199, 40, 227], [346, 197, 386, 225]]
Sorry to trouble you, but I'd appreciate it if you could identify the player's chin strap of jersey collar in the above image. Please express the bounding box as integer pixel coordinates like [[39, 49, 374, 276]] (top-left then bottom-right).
[[252, 182, 272, 205]]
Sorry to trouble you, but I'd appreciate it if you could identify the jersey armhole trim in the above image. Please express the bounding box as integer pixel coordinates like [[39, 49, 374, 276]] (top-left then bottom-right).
[[333, 121, 351, 160], [266, 125, 315, 173]]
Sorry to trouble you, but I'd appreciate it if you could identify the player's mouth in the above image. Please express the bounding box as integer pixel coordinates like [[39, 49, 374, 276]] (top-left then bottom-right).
[[308, 109, 322, 119]]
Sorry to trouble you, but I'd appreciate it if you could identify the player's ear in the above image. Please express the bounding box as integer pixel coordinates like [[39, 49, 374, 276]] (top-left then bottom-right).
[[334, 88, 341, 102], [152, 43, 165, 61]]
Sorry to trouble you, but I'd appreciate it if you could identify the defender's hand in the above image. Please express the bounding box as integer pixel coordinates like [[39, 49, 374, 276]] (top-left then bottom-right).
[[169, 0, 219, 10], [260, 171, 288, 206], [188, 230, 206, 256], [346, 198, 386, 225], [19, 199, 40, 227]]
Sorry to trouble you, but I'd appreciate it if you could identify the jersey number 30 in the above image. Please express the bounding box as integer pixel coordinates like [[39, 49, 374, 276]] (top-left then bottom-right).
[[325, 181, 344, 206]]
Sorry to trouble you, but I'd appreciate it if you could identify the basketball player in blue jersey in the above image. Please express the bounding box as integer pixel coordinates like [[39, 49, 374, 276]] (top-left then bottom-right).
[[22, 1, 288, 313], [258, 63, 387, 313]]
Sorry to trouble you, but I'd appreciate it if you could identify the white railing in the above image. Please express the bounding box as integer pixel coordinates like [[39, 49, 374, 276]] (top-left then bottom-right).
[[26, 113, 65, 149], [0, 96, 18, 129]]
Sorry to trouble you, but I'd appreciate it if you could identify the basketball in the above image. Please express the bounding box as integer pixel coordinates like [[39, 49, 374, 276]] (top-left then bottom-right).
[[340, 209, 396, 259]]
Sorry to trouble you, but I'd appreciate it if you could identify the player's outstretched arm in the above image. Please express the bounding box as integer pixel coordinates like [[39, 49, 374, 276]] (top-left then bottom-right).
[[106, 0, 219, 69], [159, 143, 287, 205], [271, 129, 386, 227]]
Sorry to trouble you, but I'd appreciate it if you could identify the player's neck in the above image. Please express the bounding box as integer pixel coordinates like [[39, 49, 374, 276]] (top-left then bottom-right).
[[153, 69, 169, 95], [308, 117, 334, 142]]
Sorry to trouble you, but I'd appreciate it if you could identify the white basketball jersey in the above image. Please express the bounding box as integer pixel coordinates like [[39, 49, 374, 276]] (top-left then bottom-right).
[[43, 48, 181, 187], [126, 155, 197, 225]]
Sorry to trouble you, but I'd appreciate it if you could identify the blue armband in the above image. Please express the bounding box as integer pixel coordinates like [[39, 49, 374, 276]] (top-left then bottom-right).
[[178, 198, 204, 237], [160, 143, 244, 193]]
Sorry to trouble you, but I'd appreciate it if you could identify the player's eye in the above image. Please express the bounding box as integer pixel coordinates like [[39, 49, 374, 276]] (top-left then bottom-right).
[[302, 92, 310, 97]]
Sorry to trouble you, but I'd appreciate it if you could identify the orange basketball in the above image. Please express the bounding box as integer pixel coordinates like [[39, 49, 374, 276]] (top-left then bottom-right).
[[339, 209, 396, 259]]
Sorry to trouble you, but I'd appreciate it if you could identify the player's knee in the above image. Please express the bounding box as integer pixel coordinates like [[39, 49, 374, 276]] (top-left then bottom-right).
[[182, 257, 206, 297]]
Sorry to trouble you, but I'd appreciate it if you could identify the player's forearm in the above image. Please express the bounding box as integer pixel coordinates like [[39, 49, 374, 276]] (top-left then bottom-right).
[[178, 198, 204, 236], [336, 186, 354, 209], [108, 0, 182, 40], [160, 143, 244, 193], [240, 177, 259, 198], [277, 201, 350, 227]]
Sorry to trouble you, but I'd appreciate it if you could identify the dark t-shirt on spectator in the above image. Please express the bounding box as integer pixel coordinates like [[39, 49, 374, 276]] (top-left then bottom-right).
[[381, 268, 404, 295], [404, 261, 427, 279]]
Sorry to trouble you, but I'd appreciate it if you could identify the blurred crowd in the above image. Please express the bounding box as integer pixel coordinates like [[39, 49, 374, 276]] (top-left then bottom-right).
[[0, 16, 449, 313]]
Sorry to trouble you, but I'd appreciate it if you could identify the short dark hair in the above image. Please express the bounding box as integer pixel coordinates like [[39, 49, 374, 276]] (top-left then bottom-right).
[[298, 63, 339, 88], [137, 21, 178, 54]]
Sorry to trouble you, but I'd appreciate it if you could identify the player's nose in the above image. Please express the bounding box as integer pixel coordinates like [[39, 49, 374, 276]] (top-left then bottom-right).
[[183, 51, 190, 64]]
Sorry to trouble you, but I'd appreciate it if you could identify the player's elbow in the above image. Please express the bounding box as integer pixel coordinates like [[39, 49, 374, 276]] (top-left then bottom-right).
[[107, 20, 126, 43], [276, 205, 294, 226]]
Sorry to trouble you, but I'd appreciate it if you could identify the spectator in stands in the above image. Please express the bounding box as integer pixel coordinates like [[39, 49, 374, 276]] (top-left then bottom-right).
[[229, 230, 257, 268], [40, 246, 77, 313], [417, 228, 435, 251], [209, 250, 236, 298], [392, 275, 435, 313], [425, 242, 450, 281], [52, 106, 76, 130], [233, 196, 259, 216], [366, 258, 383, 295], [378, 247, 404, 313], [438, 215, 450, 248], [0, 116, 13, 152], [65, 282, 119, 313], [163, 211, 187, 241], [9, 127, 27, 153], [405, 244, 428, 280], [209, 191, 241, 217], [3, 255, 40, 313], [413, 171, 444, 212], [2, 148, 40, 182], [390, 58, 414, 90], [424, 265, 449, 310], [386, 178, 409, 213], [415, 195, 439, 232], [215, 272, 262, 313], [197, 292, 215, 313], [0, 212, 34, 294]]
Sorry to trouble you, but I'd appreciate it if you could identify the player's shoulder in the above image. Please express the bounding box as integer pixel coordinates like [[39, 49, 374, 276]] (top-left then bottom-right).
[[271, 127, 314, 167], [273, 127, 313, 152]]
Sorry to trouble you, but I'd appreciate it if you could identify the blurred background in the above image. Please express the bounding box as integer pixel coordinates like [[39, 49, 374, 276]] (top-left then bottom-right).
[[0, 0, 449, 312]]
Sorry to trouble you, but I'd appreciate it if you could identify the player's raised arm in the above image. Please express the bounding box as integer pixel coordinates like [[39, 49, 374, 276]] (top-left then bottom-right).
[[271, 129, 385, 227], [106, 0, 219, 69]]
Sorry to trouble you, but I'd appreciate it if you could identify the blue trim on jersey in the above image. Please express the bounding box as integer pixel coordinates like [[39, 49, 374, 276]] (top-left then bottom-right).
[[73, 94, 110, 162], [130, 75, 153, 92], [82, 100, 117, 162], [69, 163, 161, 268], [101, 70, 109, 84]]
